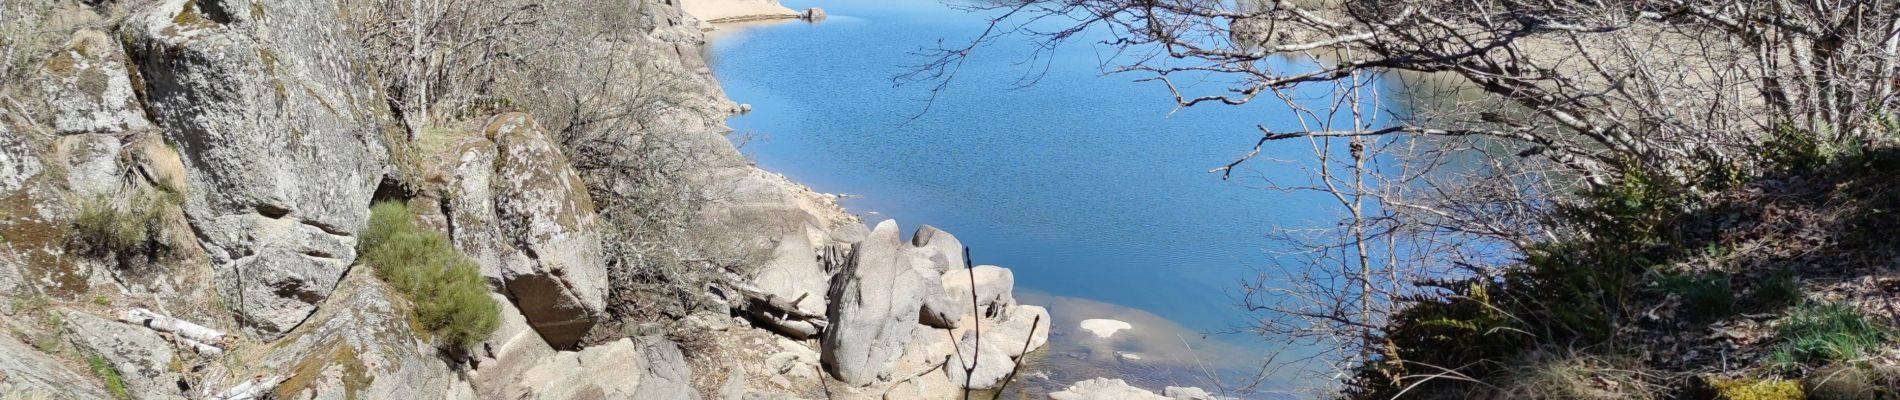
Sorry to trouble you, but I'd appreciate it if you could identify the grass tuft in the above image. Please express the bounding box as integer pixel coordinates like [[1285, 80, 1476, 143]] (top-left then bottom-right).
[[360, 201, 499, 350], [1771, 303, 1891, 369], [87, 354, 129, 400]]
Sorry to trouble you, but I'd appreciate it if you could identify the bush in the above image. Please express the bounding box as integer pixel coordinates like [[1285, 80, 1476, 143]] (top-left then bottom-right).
[[70, 188, 179, 260], [360, 201, 499, 350], [1771, 303, 1892, 369], [1657, 271, 1735, 320]]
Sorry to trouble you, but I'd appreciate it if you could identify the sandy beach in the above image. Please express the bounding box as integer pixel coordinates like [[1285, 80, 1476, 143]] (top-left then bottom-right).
[[681, 0, 801, 23]]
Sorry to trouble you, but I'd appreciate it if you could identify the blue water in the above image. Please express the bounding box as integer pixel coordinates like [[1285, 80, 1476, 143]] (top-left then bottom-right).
[[709, 0, 1363, 393]]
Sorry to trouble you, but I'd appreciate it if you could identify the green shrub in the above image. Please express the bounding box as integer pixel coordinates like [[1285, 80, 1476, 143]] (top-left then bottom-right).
[[1748, 272, 1803, 311], [87, 354, 128, 400], [1658, 272, 1735, 319], [360, 201, 498, 350], [1771, 303, 1891, 368]]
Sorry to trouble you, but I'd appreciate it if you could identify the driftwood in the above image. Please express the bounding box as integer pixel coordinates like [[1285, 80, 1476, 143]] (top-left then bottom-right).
[[720, 272, 830, 332], [209, 375, 282, 400], [119, 308, 228, 355]]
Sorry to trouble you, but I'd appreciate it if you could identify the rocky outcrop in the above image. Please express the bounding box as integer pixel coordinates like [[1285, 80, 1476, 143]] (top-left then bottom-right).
[[0, 322, 112, 399], [823, 220, 930, 386], [491, 337, 700, 400], [487, 113, 609, 350], [61, 311, 188, 400], [125, 0, 392, 338], [261, 270, 474, 399]]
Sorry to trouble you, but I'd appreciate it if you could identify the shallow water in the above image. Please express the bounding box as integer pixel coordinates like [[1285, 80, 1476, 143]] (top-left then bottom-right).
[[708, 0, 1362, 395]]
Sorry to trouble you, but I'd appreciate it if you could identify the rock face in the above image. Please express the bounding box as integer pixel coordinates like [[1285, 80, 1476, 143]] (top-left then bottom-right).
[[487, 113, 609, 349], [494, 337, 700, 400], [0, 324, 112, 399], [125, 0, 392, 338], [61, 311, 188, 400], [262, 270, 474, 399], [823, 220, 929, 386], [36, 29, 151, 135]]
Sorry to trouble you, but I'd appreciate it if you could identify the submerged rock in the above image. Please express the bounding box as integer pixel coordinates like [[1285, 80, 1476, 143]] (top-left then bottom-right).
[[1049, 378, 1171, 400], [823, 220, 929, 386]]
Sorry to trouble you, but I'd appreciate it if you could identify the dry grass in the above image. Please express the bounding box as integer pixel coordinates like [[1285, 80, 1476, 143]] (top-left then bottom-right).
[[1494, 350, 1664, 400]]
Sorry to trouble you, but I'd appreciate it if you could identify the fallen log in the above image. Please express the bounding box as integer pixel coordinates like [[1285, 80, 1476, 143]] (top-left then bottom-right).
[[209, 375, 282, 400], [119, 308, 228, 355]]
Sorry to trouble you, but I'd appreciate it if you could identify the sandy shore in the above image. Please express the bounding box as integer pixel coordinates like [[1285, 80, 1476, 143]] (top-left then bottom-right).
[[681, 0, 801, 23]]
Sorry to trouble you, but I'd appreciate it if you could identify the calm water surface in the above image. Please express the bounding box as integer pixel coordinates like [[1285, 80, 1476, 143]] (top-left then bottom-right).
[[708, 1, 1363, 395]]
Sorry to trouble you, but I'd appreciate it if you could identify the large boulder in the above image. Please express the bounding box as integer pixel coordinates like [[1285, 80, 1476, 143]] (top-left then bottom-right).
[[941, 265, 1016, 320], [909, 225, 964, 273], [488, 113, 609, 349], [750, 233, 829, 338], [60, 311, 188, 400], [976, 305, 1050, 358], [0, 320, 113, 399], [469, 293, 556, 396], [125, 0, 392, 338], [261, 270, 475, 399], [822, 220, 930, 386], [943, 331, 1015, 390], [493, 337, 699, 400], [914, 249, 967, 329]]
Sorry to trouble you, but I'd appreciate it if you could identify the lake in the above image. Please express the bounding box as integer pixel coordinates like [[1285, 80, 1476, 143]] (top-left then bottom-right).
[[707, 0, 1366, 396]]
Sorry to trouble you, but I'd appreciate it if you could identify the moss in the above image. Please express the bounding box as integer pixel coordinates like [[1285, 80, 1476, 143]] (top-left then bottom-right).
[[86, 354, 129, 400], [272, 344, 373, 398], [1709, 378, 1803, 400], [43, 50, 77, 77]]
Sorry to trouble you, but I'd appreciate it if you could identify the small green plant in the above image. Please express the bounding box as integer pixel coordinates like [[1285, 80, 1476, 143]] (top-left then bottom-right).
[[1658, 272, 1735, 319], [360, 201, 498, 350], [91, 295, 108, 306], [86, 354, 129, 399], [1771, 303, 1892, 369], [1748, 272, 1802, 311]]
